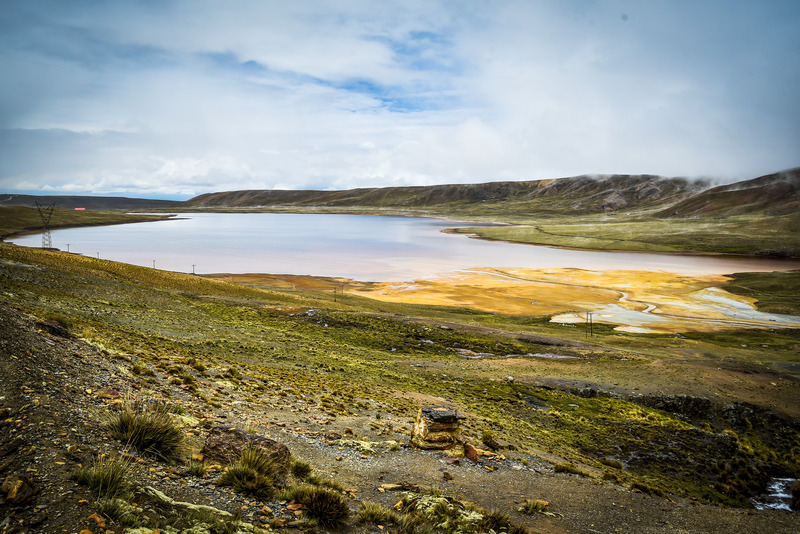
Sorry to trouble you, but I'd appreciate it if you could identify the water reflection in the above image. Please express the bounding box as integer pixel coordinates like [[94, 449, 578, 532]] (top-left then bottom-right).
[[11, 213, 800, 281]]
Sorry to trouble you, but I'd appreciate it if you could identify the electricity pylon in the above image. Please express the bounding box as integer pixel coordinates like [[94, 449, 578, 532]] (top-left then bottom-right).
[[35, 202, 55, 249]]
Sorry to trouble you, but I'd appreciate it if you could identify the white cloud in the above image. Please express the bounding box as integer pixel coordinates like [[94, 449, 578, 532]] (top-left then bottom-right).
[[1, 0, 798, 197]]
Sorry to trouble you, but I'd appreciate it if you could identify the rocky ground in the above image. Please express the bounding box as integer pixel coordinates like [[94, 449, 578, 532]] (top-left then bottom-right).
[[2, 302, 799, 533]]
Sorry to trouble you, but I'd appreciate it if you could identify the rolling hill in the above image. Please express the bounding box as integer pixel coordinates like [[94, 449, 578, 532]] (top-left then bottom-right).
[[184, 169, 799, 218]]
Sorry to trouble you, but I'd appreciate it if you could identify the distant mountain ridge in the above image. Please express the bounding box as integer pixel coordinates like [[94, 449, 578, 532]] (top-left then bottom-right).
[[185, 169, 799, 217], [2, 168, 797, 216], [186, 174, 702, 212], [656, 168, 799, 217], [0, 194, 181, 210]]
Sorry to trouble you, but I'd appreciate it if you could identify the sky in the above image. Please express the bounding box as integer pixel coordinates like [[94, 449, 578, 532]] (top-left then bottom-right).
[[1, 1, 798, 199]]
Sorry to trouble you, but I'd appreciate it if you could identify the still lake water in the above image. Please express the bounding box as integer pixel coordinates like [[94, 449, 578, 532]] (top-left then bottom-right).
[[11, 213, 800, 281]]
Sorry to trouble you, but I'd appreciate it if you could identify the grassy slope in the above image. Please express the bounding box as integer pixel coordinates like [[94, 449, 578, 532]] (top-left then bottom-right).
[[725, 271, 800, 316], [450, 211, 800, 255], [0, 206, 171, 241], [2, 243, 799, 507]]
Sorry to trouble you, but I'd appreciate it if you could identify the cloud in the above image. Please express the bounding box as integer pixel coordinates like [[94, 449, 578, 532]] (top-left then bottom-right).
[[1, 0, 798, 197]]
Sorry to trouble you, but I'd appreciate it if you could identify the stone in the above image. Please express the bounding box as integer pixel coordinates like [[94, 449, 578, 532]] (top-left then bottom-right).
[[88, 513, 107, 528], [140, 486, 235, 519], [464, 442, 479, 463], [200, 426, 290, 485], [410, 406, 465, 453], [95, 387, 121, 400], [35, 319, 71, 337], [0, 475, 40, 504]]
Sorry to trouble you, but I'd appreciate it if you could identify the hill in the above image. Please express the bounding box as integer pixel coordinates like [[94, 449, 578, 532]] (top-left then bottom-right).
[[0, 194, 181, 210], [183, 169, 800, 257], [185, 173, 707, 214], [657, 168, 800, 217], [1, 243, 799, 532]]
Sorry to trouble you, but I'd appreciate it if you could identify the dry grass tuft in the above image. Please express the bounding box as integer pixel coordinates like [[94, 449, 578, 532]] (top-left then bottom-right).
[[105, 402, 184, 461]]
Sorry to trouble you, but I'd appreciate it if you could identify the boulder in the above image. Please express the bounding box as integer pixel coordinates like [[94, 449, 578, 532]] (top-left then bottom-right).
[[200, 426, 290, 485], [410, 407, 465, 454], [463, 442, 479, 463]]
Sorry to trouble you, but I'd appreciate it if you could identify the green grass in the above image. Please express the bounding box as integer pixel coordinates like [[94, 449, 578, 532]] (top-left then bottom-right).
[[0, 206, 168, 241], [2, 242, 799, 507], [724, 271, 800, 315], [455, 213, 800, 256], [399, 490, 527, 534]]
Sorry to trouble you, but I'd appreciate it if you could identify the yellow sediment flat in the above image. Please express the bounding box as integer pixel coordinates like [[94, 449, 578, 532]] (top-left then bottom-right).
[[349, 268, 800, 333]]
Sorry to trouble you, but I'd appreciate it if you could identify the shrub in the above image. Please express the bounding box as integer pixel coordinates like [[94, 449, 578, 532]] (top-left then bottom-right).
[[283, 485, 349, 528], [476, 509, 515, 533], [46, 313, 71, 331], [631, 481, 665, 497], [553, 462, 590, 477], [217, 447, 279, 500], [70, 455, 130, 499], [290, 458, 313, 481], [105, 402, 184, 461], [357, 501, 396, 525], [599, 458, 623, 469], [187, 459, 209, 477], [305, 474, 344, 491], [95, 498, 143, 527], [518, 499, 550, 515], [130, 362, 155, 377], [399, 490, 528, 534]]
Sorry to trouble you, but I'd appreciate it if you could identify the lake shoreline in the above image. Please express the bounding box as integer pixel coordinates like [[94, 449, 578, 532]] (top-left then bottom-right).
[[7, 210, 800, 266], [442, 226, 800, 262]]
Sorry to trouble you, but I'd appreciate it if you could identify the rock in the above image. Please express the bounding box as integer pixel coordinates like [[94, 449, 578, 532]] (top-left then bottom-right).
[[410, 406, 465, 453], [140, 485, 235, 519], [443, 471, 453, 480], [35, 319, 71, 337], [88, 513, 107, 528], [0, 475, 40, 504], [200, 426, 290, 485], [464, 442, 479, 463], [792, 480, 800, 511], [482, 435, 503, 451], [95, 387, 121, 400]]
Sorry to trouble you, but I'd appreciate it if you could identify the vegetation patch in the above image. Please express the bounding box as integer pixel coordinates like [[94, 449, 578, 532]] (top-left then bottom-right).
[[281, 485, 350, 527], [70, 455, 131, 499], [217, 447, 280, 500], [105, 401, 184, 461]]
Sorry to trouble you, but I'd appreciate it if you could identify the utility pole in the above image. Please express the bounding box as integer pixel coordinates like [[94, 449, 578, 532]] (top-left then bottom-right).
[[192, 264, 196, 275], [35, 202, 55, 249], [66, 244, 70, 253]]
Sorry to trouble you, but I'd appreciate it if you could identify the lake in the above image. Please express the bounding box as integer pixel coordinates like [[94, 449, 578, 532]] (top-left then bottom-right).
[[10, 213, 800, 281]]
